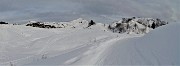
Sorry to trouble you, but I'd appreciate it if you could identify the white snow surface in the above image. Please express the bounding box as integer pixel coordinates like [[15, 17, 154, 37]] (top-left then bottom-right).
[[98, 22, 180, 65], [0, 22, 179, 66]]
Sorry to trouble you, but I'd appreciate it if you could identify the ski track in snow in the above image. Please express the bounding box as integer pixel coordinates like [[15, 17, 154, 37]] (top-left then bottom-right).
[[23, 34, 139, 65], [0, 29, 141, 66], [0, 25, 79, 65], [26, 35, 118, 65]]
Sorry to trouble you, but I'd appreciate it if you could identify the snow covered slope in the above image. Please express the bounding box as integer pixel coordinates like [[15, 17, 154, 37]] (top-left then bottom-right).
[[99, 22, 180, 65], [0, 23, 138, 66], [0, 21, 178, 66]]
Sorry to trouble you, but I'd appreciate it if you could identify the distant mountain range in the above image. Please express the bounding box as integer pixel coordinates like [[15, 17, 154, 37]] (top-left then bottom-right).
[[0, 17, 168, 34]]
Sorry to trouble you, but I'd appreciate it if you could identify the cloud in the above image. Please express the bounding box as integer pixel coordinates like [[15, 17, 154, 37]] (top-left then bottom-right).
[[0, 0, 179, 23]]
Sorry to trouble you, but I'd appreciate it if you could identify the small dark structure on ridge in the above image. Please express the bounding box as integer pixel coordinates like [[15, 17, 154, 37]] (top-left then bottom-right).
[[151, 22, 156, 29], [0, 21, 8, 24], [87, 20, 96, 27]]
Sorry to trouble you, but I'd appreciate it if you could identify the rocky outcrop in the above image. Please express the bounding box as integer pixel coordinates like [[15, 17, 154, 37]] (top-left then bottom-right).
[[108, 17, 168, 34], [26, 22, 56, 28]]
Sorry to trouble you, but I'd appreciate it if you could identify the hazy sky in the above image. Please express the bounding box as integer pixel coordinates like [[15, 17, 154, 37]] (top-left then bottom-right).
[[0, 0, 179, 23]]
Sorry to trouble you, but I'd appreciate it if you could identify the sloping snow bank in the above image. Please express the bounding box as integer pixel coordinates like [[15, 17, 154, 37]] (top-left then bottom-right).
[[0, 24, 123, 66], [99, 22, 180, 65]]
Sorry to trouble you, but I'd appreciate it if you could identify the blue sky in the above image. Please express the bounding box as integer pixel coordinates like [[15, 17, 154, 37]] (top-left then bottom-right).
[[0, 0, 179, 23]]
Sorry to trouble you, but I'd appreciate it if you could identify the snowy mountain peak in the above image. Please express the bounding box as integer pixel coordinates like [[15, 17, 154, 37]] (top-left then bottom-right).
[[70, 18, 88, 23], [28, 21, 38, 23], [74, 18, 84, 21]]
